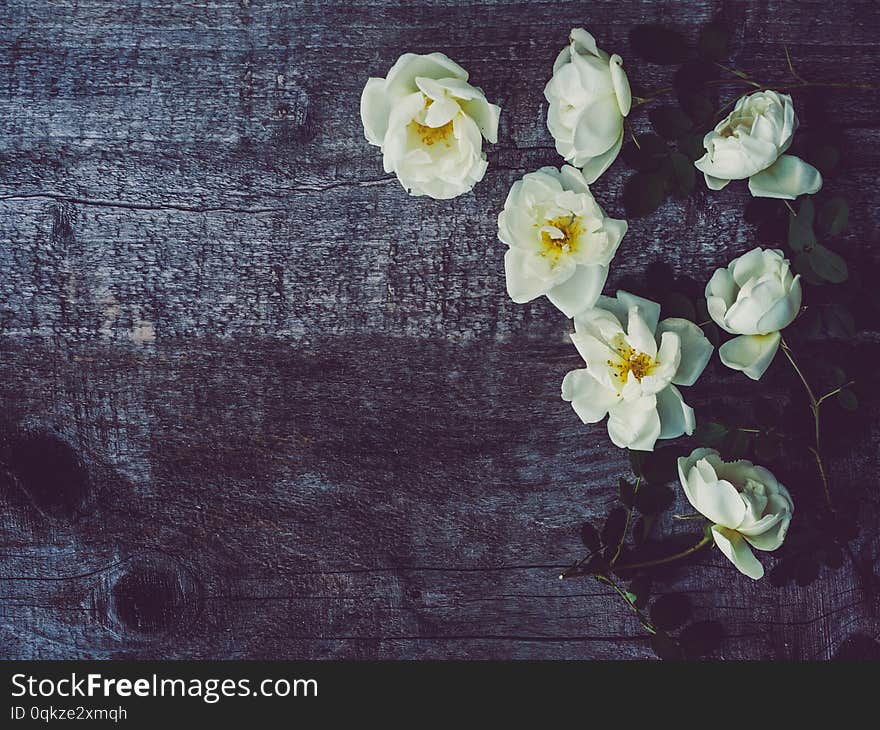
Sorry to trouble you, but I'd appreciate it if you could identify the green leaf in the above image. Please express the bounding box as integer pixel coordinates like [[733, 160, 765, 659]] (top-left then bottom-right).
[[830, 366, 848, 386], [838, 389, 858, 411], [623, 172, 667, 218], [628, 576, 652, 609], [702, 322, 720, 347], [679, 92, 714, 126], [808, 244, 848, 283], [661, 291, 696, 321], [629, 25, 689, 64], [639, 446, 680, 485], [629, 449, 645, 478], [678, 133, 705, 162], [693, 420, 729, 446], [619, 478, 638, 508], [651, 631, 685, 660], [808, 144, 840, 176], [795, 554, 820, 586], [819, 197, 849, 236], [823, 304, 856, 338], [634, 484, 675, 516], [698, 22, 729, 61], [679, 620, 724, 658], [649, 107, 694, 139], [650, 593, 693, 631], [580, 522, 602, 552], [793, 252, 824, 285], [668, 151, 696, 199], [601, 507, 628, 551], [787, 198, 816, 252], [622, 133, 670, 171]]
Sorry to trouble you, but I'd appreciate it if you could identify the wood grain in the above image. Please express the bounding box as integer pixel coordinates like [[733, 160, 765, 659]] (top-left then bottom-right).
[[0, 0, 878, 659]]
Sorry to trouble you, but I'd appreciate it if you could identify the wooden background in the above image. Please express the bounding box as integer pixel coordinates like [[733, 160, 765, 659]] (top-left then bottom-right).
[[1, 0, 878, 660]]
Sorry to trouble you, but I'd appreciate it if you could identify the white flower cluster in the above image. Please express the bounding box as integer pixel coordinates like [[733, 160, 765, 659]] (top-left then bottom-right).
[[359, 27, 812, 578]]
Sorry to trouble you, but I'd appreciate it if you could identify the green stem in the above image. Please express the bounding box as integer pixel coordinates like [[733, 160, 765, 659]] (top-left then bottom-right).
[[780, 337, 833, 507], [611, 477, 641, 566], [595, 574, 656, 635], [816, 381, 856, 407], [614, 534, 712, 572]]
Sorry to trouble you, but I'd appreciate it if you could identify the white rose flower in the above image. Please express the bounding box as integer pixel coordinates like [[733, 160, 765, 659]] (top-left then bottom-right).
[[544, 28, 632, 183], [498, 166, 628, 317], [694, 90, 822, 200], [562, 291, 713, 451], [360, 52, 501, 199], [678, 448, 794, 579], [706, 247, 802, 380]]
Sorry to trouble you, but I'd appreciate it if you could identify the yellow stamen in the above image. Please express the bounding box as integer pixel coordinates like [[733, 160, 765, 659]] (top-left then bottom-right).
[[539, 214, 582, 261], [606, 338, 656, 383]]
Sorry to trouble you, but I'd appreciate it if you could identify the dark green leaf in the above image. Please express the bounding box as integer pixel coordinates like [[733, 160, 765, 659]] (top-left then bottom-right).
[[793, 252, 824, 285], [635, 484, 675, 515], [787, 198, 816, 253], [702, 322, 720, 347], [628, 575, 653, 609], [830, 366, 848, 386], [668, 151, 696, 199], [723, 429, 751, 459], [679, 92, 714, 125], [698, 22, 728, 61], [619, 478, 638, 508], [651, 631, 685, 660], [819, 197, 849, 236], [795, 554, 820, 586], [639, 446, 680, 485], [661, 292, 696, 321], [623, 172, 667, 218], [649, 107, 694, 139], [629, 449, 645, 478], [824, 304, 856, 338], [650, 593, 693, 630], [601, 507, 628, 551], [679, 620, 724, 658], [678, 133, 705, 162], [799, 306, 823, 337], [622, 134, 670, 171], [808, 244, 848, 283], [807, 144, 840, 176], [693, 420, 729, 446], [838, 389, 858, 411], [629, 25, 689, 64], [580, 522, 602, 552]]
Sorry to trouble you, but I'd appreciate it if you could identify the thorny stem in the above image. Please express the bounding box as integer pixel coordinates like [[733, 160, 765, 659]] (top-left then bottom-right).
[[780, 337, 833, 507]]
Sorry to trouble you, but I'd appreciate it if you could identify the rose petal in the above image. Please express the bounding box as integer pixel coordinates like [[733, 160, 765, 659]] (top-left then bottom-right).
[[719, 332, 781, 381], [747, 154, 823, 200], [712, 526, 765, 579]]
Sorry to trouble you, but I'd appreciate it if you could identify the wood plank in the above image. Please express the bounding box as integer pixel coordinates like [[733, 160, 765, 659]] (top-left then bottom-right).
[[1, 0, 879, 659]]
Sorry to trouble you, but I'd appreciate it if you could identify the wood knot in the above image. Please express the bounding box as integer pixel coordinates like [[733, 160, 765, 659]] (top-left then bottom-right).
[[4, 427, 93, 520], [101, 556, 202, 637]]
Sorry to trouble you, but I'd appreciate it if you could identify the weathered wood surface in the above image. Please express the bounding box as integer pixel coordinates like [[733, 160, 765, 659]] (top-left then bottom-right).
[[0, 0, 878, 659]]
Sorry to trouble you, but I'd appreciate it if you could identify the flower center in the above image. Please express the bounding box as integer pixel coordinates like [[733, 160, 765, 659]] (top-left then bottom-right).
[[539, 214, 581, 261], [410, 118, 455, 147], [607, 339, 656, 383], [409, 96, 455, 147]]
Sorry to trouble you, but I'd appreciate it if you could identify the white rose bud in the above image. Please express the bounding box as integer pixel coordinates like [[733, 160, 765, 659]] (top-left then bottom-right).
[[706, 247, 802, 380], [678, 448, 794, 579], [562, 291, 713, 451], [695, 90, 822, 200], [360, 52, 501, 200], [544, 28, 632, 183], [498, 166, 627, 317]]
